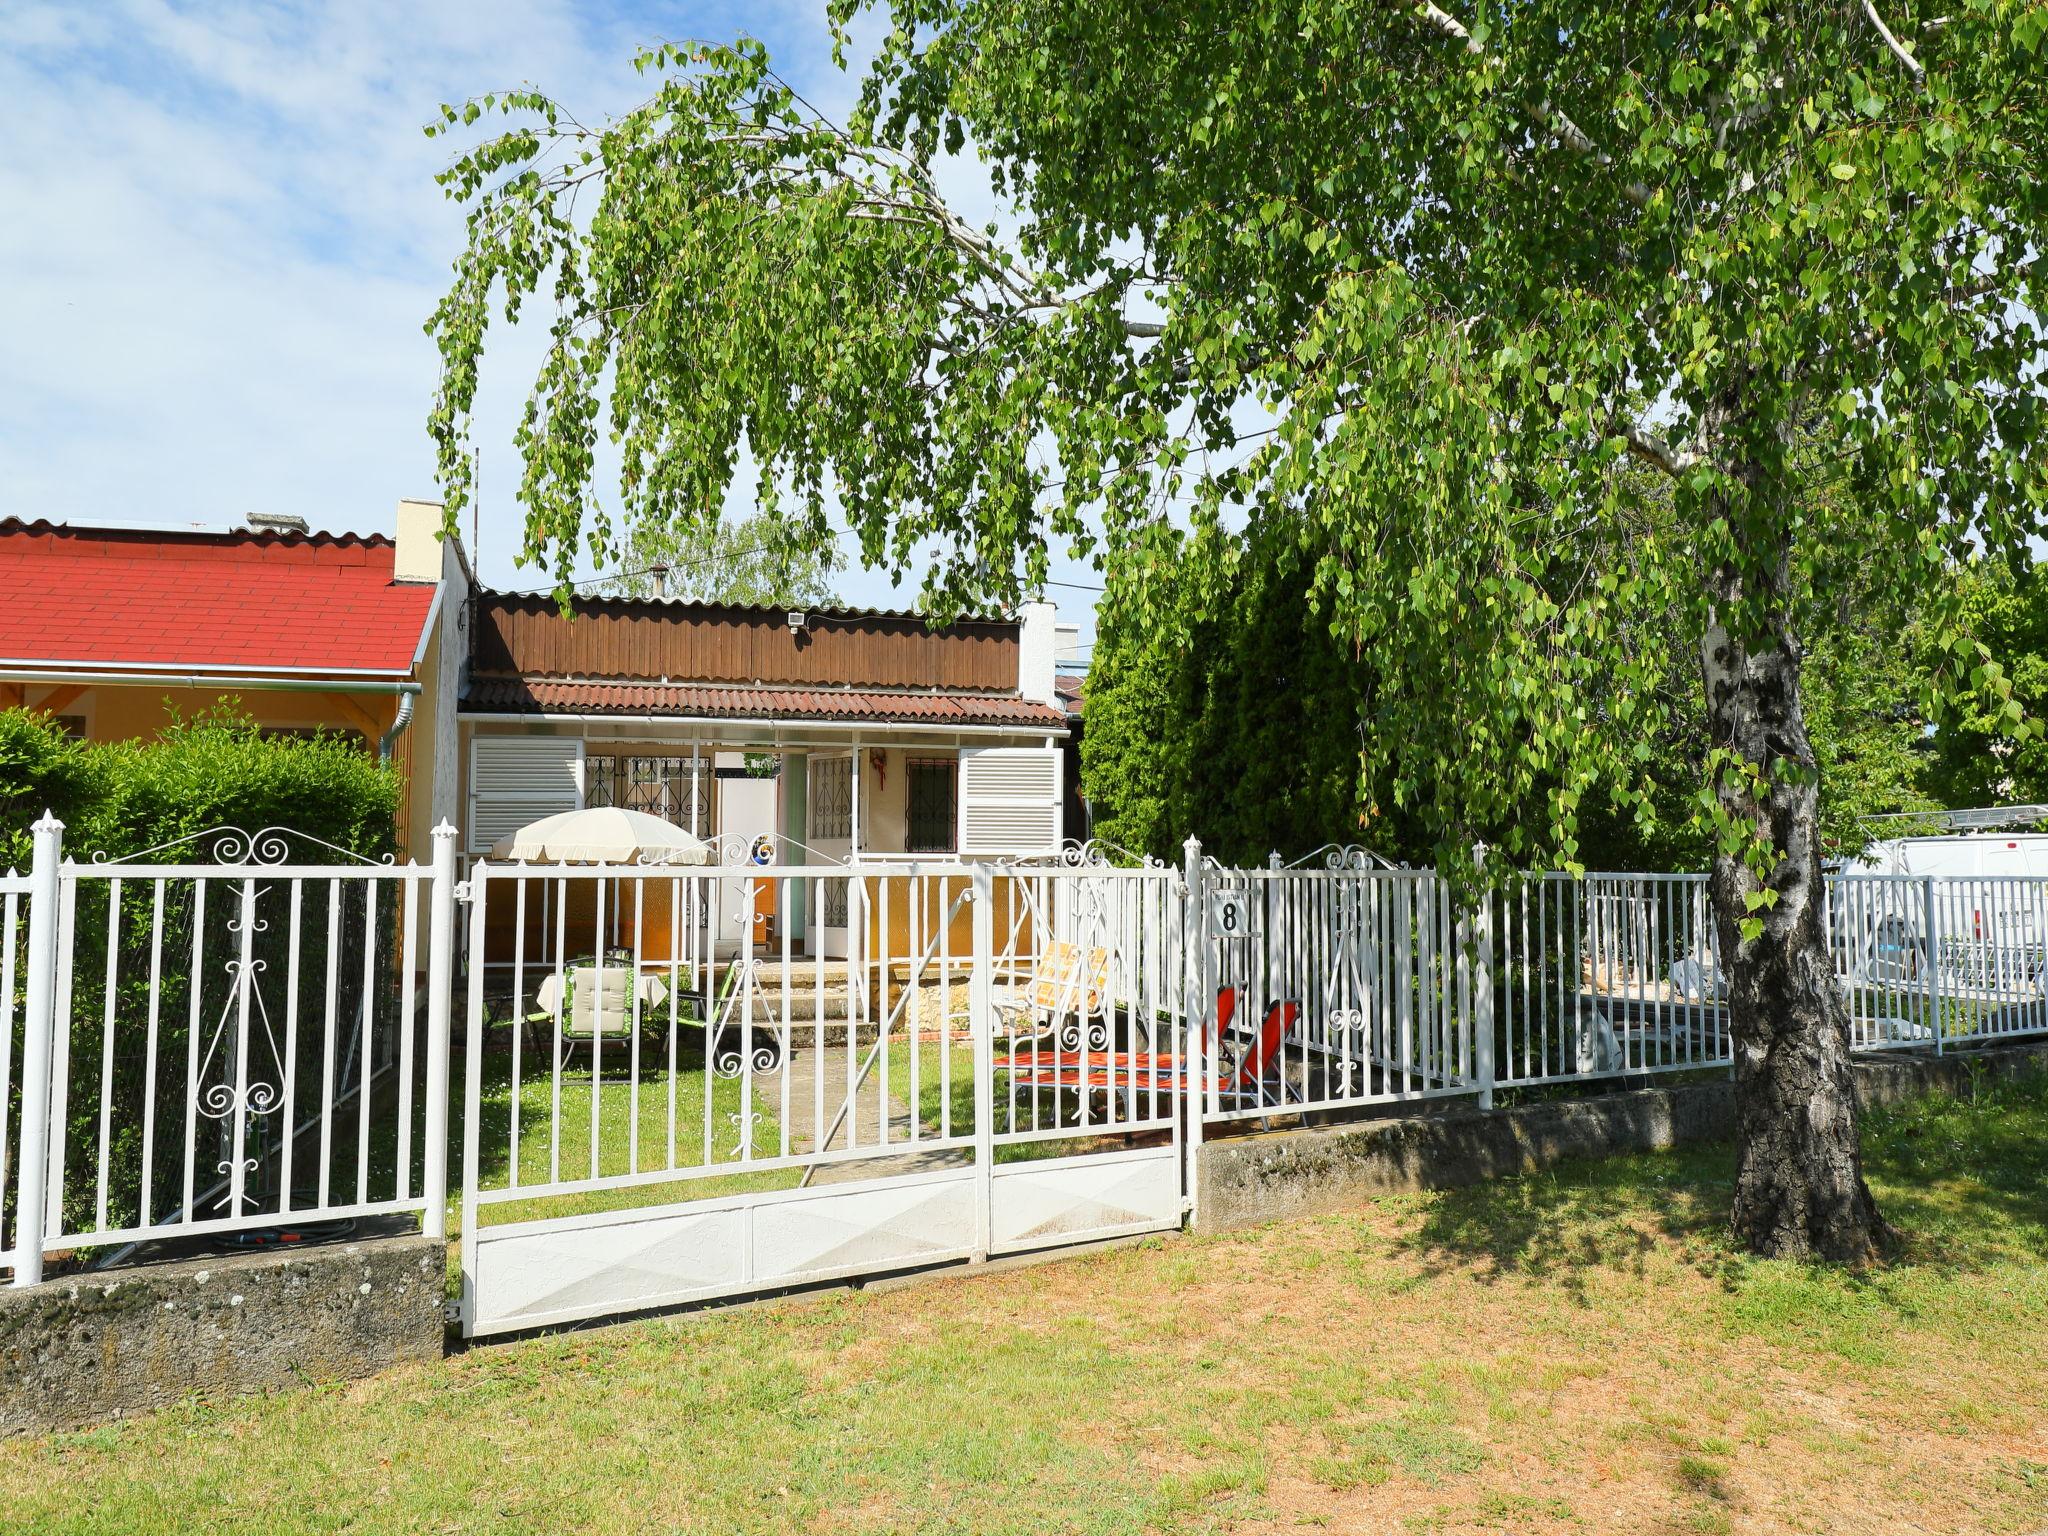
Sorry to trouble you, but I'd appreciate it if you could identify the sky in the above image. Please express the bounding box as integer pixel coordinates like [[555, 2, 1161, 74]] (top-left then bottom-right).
[[0, 0, 1105, 651]]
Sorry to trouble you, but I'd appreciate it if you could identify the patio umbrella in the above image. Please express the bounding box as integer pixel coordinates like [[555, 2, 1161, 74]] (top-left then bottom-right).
[[488, 806, 713, 865]]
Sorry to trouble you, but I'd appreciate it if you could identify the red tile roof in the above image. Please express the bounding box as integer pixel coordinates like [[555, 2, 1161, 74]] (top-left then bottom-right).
[[0, 520, 439, 675], [465, 674, 1068, 730]]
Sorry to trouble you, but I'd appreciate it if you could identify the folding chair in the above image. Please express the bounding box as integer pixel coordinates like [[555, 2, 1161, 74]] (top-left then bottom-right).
[[1002, 992, 1300, 1113], [991, 939, 1114, 1050]]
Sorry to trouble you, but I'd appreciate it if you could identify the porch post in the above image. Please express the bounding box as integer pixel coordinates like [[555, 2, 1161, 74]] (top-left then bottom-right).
[[850, 736, 862, 861], [12, 812, 63, 1287]]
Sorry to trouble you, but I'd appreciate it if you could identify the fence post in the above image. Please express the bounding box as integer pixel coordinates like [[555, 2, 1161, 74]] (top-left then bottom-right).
[[970, 864, 995, 1262], [1473, 846, 1495, 1111], [1922, 874, 1942, 1057], [1182, 837, 1207, 1226], [12, 813, 63, 1287], [421, 821, 458, 1242], [457, 859, 489, 1336]]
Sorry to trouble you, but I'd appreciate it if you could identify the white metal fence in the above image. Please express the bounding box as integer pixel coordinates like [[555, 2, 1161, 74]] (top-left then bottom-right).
[[3, 816, 455, 1286], [454, 854, 1192, 1334], [7, 816, 2048, 1296]]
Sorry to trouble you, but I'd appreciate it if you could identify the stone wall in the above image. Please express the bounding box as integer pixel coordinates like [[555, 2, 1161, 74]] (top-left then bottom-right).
[[0, 1233, 445, 1436], [1195, 1041, 2048, 1234]]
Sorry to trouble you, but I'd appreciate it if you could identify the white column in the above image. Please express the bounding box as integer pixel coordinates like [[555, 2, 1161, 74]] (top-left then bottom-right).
[[970, 864, 994, 1260], [1182, 836, 1207, 1227], [850, 737, 862, 861], [12, 812, 64, 1287], [421, 821, 459, 1241]]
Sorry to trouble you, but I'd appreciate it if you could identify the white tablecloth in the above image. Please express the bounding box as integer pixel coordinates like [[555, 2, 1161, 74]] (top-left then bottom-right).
[[532, 969, 670, 1016]]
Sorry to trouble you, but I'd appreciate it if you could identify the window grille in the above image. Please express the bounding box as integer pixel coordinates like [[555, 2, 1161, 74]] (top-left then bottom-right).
[[809, 756, 852, 841], [906, 758, 957, 853], [584, 754, 711, 830]]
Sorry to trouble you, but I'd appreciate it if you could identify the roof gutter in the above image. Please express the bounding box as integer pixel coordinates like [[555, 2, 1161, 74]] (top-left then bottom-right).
[[459, 709, 1066, 739], [0, 667, 423, 696], [0, 659, 416, 679]]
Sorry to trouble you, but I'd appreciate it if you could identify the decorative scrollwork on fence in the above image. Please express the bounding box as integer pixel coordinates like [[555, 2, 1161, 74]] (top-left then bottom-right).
[[199, 1077, 283, 1121], [1007, 837, 1164, 871], [1285, 843, 1401, 872], [714, 1041, 781, 1078], [91, 823, 396, 867], [726, 1109, 764, 1159]]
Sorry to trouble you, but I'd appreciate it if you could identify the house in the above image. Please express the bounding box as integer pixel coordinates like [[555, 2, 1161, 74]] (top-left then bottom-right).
[[0, 501, 469, 858], [459, 590, 1072, 958]]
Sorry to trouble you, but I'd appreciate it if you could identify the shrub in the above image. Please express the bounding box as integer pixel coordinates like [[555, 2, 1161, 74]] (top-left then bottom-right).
[[0, 703, 398, 864]]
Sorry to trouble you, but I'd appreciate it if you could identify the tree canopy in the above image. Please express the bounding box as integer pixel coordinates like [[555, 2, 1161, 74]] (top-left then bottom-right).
[[428, 2, 2044, 872], [601, 505, 847, 605], [428, 1, 2048, 1259], [1081, 521, 1946, 871]]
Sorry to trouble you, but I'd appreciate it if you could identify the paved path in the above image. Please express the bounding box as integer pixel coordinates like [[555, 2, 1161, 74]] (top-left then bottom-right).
[[777, 1041, 974, 1185]]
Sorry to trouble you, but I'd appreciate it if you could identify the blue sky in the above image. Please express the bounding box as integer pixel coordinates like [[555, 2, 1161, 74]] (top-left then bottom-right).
[[0, 1, 1103, 647]]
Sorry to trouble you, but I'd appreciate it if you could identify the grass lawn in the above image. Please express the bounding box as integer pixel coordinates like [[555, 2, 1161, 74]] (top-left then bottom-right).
[[8, 1074, 2048, 1535], [469, 1042, 801, 1227]]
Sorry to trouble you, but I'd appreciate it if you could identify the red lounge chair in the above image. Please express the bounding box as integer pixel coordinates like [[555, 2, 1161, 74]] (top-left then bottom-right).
[[1003, 993, 1300, 1109], [996, 986, 1239, 1078]]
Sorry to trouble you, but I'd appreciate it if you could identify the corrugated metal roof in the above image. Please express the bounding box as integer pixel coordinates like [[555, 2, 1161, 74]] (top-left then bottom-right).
[[463, 675, 1067, 729], [0, 518, 437, 674]]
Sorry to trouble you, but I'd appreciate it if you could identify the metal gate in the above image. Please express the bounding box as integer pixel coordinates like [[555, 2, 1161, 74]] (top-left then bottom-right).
[[456, 855, 1190, 1337]]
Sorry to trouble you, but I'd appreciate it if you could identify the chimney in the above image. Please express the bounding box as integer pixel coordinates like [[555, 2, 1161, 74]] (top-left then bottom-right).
[[393, 498, 447, 584], [245, 511, 309, 536], [1017, 600, 1058, 706]]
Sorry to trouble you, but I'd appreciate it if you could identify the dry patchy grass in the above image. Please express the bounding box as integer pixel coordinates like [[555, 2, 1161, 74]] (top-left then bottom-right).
[[5, 1073, 2047, 1535]]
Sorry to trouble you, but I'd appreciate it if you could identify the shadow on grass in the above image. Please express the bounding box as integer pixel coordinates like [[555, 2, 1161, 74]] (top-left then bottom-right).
[[1388, 1142, 1734, 1298], [1386, 1069, 2048, 1295]]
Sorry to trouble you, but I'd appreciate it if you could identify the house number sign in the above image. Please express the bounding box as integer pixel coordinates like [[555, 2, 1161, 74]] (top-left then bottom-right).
[[1208, 889, 1255, 939]]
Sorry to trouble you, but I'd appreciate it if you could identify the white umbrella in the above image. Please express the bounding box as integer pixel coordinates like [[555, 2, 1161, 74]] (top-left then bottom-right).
[[488, 806, 712, 865]]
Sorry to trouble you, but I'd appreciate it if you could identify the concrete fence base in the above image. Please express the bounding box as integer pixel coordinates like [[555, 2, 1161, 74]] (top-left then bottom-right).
[[1195, 1040, 2048, 1234], [0, 1233, 446, 1436]]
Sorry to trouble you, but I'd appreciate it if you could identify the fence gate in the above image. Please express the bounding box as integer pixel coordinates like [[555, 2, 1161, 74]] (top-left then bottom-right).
[[456, 856, 1189, 1337]]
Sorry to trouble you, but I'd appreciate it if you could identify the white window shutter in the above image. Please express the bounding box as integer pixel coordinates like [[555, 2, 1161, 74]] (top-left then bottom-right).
[[957, 747, 1061, 855], [469, 736, 584, 853]]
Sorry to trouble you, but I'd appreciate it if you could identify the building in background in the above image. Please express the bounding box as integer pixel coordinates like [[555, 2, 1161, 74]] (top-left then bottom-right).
[[459, 592, 1070, 957], [0, 501, 469, 857]]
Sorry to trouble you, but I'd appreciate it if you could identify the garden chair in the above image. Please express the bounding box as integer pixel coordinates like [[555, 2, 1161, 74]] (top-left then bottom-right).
[[1002, 993, 1300, 1113], [991, 939, 1114, 1049], [996, 985, 1240, 1079]]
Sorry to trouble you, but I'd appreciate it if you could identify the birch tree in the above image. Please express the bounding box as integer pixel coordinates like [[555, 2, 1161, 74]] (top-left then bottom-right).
[[427, 1, 2048, 1260]]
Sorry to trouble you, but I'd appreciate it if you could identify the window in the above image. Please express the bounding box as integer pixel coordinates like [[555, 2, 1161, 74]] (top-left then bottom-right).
[[906, 759, 957, 853], [468, 737, 584, 853], [808, 756, 852, 841], [585, 754, 710, 830]]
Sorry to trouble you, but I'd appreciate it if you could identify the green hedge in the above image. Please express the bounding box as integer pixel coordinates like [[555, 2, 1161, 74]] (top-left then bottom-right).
[[0, 704, 397, 869]]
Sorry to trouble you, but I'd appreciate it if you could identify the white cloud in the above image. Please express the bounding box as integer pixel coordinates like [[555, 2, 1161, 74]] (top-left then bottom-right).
[[0, 0, 1102, 638]]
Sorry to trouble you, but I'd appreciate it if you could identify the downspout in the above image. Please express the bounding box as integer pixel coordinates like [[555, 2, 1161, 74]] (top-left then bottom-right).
[[378, 689, 417, 763]]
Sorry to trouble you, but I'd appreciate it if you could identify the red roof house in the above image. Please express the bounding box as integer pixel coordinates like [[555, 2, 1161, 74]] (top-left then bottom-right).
[[0, 506, 469, 856]]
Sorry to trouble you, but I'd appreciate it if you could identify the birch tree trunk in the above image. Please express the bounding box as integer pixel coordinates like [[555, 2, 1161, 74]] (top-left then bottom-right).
[[1703, 481, 1892, 1263]]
